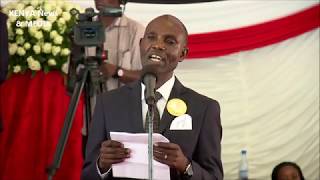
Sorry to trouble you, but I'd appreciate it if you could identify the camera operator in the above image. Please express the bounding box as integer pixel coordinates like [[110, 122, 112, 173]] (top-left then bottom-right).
[[69, 0, 145, 92], [66, 0, 145, 156]]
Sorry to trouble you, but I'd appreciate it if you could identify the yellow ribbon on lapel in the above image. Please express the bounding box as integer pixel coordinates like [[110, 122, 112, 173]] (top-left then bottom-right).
[[166, 98, 187, 117]]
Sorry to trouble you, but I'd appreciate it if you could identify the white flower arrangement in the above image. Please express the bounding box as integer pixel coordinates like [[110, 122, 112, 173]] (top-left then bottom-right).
[[2, 0, 82, 76]]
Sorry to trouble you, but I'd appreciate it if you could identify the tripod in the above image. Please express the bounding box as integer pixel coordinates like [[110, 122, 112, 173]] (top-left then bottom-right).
[[46, 56, 105, 180]]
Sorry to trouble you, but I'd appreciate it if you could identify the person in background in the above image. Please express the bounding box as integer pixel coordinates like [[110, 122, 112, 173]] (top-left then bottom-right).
[[67, 0, 145, 158], [0, 7, 9, 132], [272, 161, 305, 180], [68, 0, 145, 92], [81, 14, 223, 180], [0, 8, 8, 85]]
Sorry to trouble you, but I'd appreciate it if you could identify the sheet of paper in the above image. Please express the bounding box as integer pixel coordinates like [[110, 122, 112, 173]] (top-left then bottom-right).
[[110, 132, 170, 180]]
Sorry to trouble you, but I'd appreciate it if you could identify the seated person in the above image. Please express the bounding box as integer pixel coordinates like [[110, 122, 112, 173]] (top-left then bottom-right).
[[272, 161, 305, 180]]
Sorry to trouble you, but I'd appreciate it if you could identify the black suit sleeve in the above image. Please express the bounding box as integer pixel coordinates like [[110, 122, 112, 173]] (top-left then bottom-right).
[[190, 100, 223, 180], [0, 12, 8, 84], [81, 94, 110, 180]]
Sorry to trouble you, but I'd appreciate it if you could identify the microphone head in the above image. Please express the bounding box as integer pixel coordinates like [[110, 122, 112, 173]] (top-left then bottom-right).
[[143, 73, 157, 105]]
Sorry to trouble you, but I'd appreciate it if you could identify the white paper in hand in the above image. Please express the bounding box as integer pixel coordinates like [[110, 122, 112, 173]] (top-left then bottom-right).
[[110, 132, 170, 180]]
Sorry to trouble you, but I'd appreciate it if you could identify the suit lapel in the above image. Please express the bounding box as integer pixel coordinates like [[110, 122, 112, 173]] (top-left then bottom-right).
[[159, 78, 187, 133], [127, 81, 145, 133]]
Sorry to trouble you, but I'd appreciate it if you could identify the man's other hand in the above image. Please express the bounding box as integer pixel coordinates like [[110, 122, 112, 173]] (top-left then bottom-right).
[[98, 140, 131, 173], [153, 142, 189, 173]]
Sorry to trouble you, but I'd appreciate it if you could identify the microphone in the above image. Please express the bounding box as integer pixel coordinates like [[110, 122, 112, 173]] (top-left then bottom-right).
[[143, 73, 157, 105], [99, 6, 122, 17]]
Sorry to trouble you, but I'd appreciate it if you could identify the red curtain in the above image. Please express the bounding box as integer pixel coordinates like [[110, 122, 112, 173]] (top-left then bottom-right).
[[187, 4, 320, 58], [0, 71, 83, 180]]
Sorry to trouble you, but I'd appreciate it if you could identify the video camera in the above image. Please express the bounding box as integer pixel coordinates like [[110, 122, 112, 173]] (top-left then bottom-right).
[[70, 7, 122, 46]]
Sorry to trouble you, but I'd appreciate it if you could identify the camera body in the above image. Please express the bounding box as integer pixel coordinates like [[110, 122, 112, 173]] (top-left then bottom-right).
[[71, 7, 123, 46]]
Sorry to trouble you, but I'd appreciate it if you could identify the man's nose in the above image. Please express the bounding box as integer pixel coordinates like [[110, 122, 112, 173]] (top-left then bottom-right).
[[151, 40, 165, 50]]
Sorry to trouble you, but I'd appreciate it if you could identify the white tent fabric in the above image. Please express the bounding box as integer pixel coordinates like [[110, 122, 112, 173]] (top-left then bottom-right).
[[175, 29, 319, 179], [53, 0, 319, 33]]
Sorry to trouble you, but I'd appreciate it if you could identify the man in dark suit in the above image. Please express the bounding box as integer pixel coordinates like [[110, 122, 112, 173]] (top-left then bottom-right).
[[81, 14, 223, 180], [0, 10, 8, 84], [0, 9, 9, 132]]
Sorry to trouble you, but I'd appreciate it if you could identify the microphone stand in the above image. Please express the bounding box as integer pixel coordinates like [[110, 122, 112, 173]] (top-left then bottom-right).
[[144, 73, 157, 180], [146, 103, 155, 180]]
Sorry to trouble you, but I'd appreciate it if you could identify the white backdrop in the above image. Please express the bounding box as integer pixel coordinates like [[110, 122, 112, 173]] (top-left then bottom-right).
[[1, 0, 319, 179], [175, 29, 319, 179]]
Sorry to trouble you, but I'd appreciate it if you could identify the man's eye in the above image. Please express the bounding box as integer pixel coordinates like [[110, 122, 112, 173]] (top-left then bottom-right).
[[147, 35, 156, 40], [166, 39, 176, 45]]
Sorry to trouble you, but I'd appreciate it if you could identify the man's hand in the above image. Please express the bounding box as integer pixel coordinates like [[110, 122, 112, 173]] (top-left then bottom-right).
[[153, 142, 189, 173], [99, 63, 117, 79], [98, 140, 131, 173]]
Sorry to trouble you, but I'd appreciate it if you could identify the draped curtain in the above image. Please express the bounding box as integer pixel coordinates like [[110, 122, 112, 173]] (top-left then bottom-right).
[[0, 1, 319, 180]]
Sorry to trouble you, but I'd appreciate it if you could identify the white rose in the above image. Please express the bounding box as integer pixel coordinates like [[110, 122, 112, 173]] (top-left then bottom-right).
[[8, 30, 14, 41], [63, 4, 73, 12], [16, 3, 25, 11], [50, 30, 58, 39], [28, 26, 38, 36], [24, 42, 31, 50], [34, 31, 43, 40], [8, 15, 17, 23], [61, 62, 69, 74], [16, 28, 24, 35], [47, 15, 57, 22], [28, 59, 41, 71], [31, 0, 40, 7], [9, 43, 18, 55], [7, 21, 11, 31], [42, 21, 52, 31], [33, 45, 41, 54], [1, 7, 9, 15], [57, 17, 66, 25], [53, 36, 63, 45], [25, 5, 34, 12], [42, 43, 52, 54], [55, 0, 63, 7], [48, 59, 57, 66], [60, 48, 70, 56], [62, 12, 71, 21], [58, 23, 67, 34], [52, 46, 61, 56], [24, 6, 34, 20], [27, 56, 34, 62], [43, 3, 53, 12], [13, 65, 22, 73], [55, 7, 63, 15], [17, 47, 26, 56], [16, 36, 25, 45]]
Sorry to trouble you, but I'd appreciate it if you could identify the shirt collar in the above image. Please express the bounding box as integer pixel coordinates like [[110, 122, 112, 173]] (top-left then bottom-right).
[[109, 15, 128, 28], [141, 75, 175, 102], [94, 15, 128, 29]]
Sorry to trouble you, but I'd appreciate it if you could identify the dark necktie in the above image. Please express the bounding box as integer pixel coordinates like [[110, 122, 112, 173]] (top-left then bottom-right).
[[145, 92, 162, 133]]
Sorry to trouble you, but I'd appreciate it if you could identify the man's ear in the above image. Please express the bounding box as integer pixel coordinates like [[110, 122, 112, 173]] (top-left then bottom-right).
[[179, 48, 189, 62]]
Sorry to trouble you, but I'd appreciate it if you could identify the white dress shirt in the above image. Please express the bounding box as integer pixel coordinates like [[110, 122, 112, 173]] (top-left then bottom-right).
[[141, 75, 175, 128], [98, 75, 176, 178]]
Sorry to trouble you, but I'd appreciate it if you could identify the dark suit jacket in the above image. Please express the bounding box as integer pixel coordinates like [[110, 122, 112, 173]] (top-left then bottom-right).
[[81, 78, 223, 180], [0, 12, 8, 84]]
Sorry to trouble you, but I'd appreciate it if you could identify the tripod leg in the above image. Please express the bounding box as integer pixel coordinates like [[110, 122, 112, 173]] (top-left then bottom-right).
[[82, 81, 92, 158], [46, 68, 89, 180]]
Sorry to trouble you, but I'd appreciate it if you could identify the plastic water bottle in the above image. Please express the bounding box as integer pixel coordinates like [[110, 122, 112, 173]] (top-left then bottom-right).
[[239, 149, 249, 180]]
